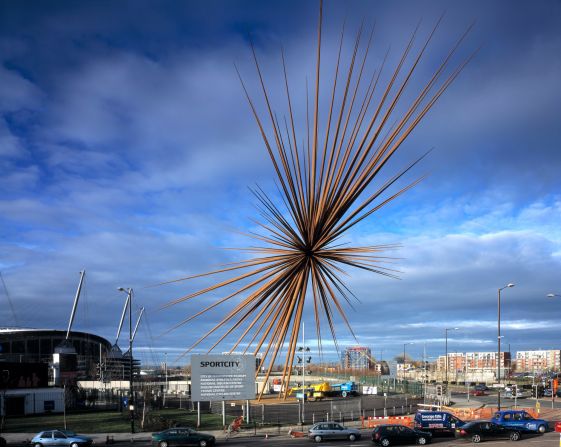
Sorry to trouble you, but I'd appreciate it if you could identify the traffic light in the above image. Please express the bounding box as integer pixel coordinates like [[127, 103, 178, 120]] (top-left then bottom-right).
[[436, 385, 443, 396], [1, 370, 9, 386]]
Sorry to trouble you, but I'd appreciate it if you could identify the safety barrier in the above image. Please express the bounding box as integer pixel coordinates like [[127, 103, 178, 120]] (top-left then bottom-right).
[[361, 415, 413, 428], [441, 406, 539, 421]]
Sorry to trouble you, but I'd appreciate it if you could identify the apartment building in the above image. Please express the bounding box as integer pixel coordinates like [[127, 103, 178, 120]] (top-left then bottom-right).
[[515, 350, 561, 372]]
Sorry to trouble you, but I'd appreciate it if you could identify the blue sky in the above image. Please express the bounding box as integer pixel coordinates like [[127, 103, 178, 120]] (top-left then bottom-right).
[[1, 0, 561, 367]]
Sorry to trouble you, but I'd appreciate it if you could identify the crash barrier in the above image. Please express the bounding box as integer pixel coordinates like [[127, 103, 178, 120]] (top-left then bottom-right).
[[361, 416, 414, 428], [359, 406, 544, 431], [441, 406, 539, 421], [288, 429, 307, 438]]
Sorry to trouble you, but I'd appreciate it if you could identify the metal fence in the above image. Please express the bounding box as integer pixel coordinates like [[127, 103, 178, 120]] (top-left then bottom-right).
[[208, 394, 420, 425]]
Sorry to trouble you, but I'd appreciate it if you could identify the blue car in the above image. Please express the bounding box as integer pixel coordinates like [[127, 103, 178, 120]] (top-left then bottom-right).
[[31, 430, 93, 447], [492, 410, 548, 434]]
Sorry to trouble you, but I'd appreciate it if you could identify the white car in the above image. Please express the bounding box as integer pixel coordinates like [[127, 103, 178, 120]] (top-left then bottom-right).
[[504, 390, 530, 399]]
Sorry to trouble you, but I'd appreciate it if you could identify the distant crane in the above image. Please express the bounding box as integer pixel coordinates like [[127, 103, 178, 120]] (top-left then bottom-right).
[[0, 271, 19, 327]]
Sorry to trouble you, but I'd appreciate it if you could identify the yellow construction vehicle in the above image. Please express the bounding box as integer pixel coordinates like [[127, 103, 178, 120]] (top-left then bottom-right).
[[289, 381, 332, 400]]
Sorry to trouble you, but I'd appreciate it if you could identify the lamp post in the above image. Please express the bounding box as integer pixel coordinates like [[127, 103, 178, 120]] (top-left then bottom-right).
[[547, 294, 561, 373], [403, 342, 413, 381], [118, 287, 134, 434], [497, 283, 515, 411], [444, 327, 459, 389], [296, 322, 310, 424]]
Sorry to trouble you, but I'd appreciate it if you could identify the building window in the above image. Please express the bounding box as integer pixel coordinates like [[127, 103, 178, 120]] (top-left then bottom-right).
[[44, 400, 55, 411]]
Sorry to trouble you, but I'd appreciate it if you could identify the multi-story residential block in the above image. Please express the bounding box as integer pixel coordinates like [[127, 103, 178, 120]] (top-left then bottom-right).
[[437, 352, 511, 372], [515, 350, 561, 372], [343, 346, 372, 369], [465, 351, 511, 370], [437, 353, 466, 372]]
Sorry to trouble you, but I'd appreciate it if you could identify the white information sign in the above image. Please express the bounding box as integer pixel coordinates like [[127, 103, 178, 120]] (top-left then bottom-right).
[[191, 354, 256, 401]]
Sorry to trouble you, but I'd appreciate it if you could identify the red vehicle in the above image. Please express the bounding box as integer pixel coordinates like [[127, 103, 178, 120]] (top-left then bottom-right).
[[471, 389, 486, 396]]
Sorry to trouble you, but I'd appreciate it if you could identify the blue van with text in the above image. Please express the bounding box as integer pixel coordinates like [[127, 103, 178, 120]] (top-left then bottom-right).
[[414, 411, 466, 435]]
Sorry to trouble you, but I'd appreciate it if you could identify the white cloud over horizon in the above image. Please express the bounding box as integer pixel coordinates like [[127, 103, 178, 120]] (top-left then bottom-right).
[[1, 0, 560, 367]]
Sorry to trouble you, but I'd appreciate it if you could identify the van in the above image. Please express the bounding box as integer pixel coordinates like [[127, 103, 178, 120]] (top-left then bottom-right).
[[414, 411, 465, 435]]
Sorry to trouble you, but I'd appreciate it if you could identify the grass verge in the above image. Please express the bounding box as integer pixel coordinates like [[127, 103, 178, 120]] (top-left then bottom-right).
[[2, 409, 234, 433]]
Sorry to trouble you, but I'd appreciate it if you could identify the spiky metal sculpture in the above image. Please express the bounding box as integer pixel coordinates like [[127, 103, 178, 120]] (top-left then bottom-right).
[[164, 2, 474, 398]]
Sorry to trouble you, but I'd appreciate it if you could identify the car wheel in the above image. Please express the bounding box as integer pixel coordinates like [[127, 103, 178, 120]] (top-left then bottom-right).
[[417, 436, 427, 445], [510, 432, 521, 441], [381, 438, 391, 447], [159, 441, 168, 447], [71, 443, 79, 447], [34, 443, 42, 447], [538, 425, 546, 434], [471, 434, 481, 443], [199, 441, 207, 447], [314, 435, 322, 443], [348, 434, 356, 441]]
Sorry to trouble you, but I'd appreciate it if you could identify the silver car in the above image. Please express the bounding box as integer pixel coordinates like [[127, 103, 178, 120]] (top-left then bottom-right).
[[31, 430, 92, 447], [308, 422, 361, 443]]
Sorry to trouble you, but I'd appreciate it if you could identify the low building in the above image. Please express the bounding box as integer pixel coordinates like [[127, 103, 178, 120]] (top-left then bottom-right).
[[0, 388, 64, 416]]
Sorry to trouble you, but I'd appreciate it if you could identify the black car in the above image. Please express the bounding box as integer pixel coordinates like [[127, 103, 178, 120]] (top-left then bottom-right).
[[455, 421, 521, 443], [372, 424, 432, 446]]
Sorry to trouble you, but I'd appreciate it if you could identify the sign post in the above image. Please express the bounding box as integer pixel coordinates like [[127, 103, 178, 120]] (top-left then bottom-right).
[[191, 354, 256, 428], [191, 354, 256, 401]]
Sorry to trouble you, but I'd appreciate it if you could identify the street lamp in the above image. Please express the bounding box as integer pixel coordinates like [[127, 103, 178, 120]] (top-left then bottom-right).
[[497, 283, 515, 411], [403, 342, 414, 380], [547, 294, 561, 373], [118, 287, 134, 434], [445, 327, 459, 388]]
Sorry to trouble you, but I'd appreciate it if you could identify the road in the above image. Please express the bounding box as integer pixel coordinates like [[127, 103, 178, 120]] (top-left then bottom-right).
[[221, 431, 560, 446], [451, 391, 561, 410]]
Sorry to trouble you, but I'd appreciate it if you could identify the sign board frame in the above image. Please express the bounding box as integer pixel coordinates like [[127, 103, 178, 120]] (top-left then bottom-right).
[[191, 354, 256, 401]]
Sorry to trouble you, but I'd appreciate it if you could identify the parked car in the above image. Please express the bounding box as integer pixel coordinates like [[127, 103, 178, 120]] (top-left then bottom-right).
[[474, 384, 489, 391], [31, 430, 92, 447], [543, 388, 553, 397], [307, 422, 361, 442], [414, 411, 465, 435], [492, 410, 548, 434], [151, 428, 215, 447], [372, 424, 432, 446], [455, 421, 522, 443]]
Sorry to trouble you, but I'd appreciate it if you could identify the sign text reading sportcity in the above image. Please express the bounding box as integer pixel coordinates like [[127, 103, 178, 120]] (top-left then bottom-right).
[[200, 360, 240, 368]]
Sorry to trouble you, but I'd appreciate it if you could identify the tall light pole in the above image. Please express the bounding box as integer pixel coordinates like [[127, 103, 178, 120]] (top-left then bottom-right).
[[444, 328, 459, 388], [118, 287, 134, 434], [403, 342, 413, 380], [497, 283, 515, 411], [547, 294, 561, 371]]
